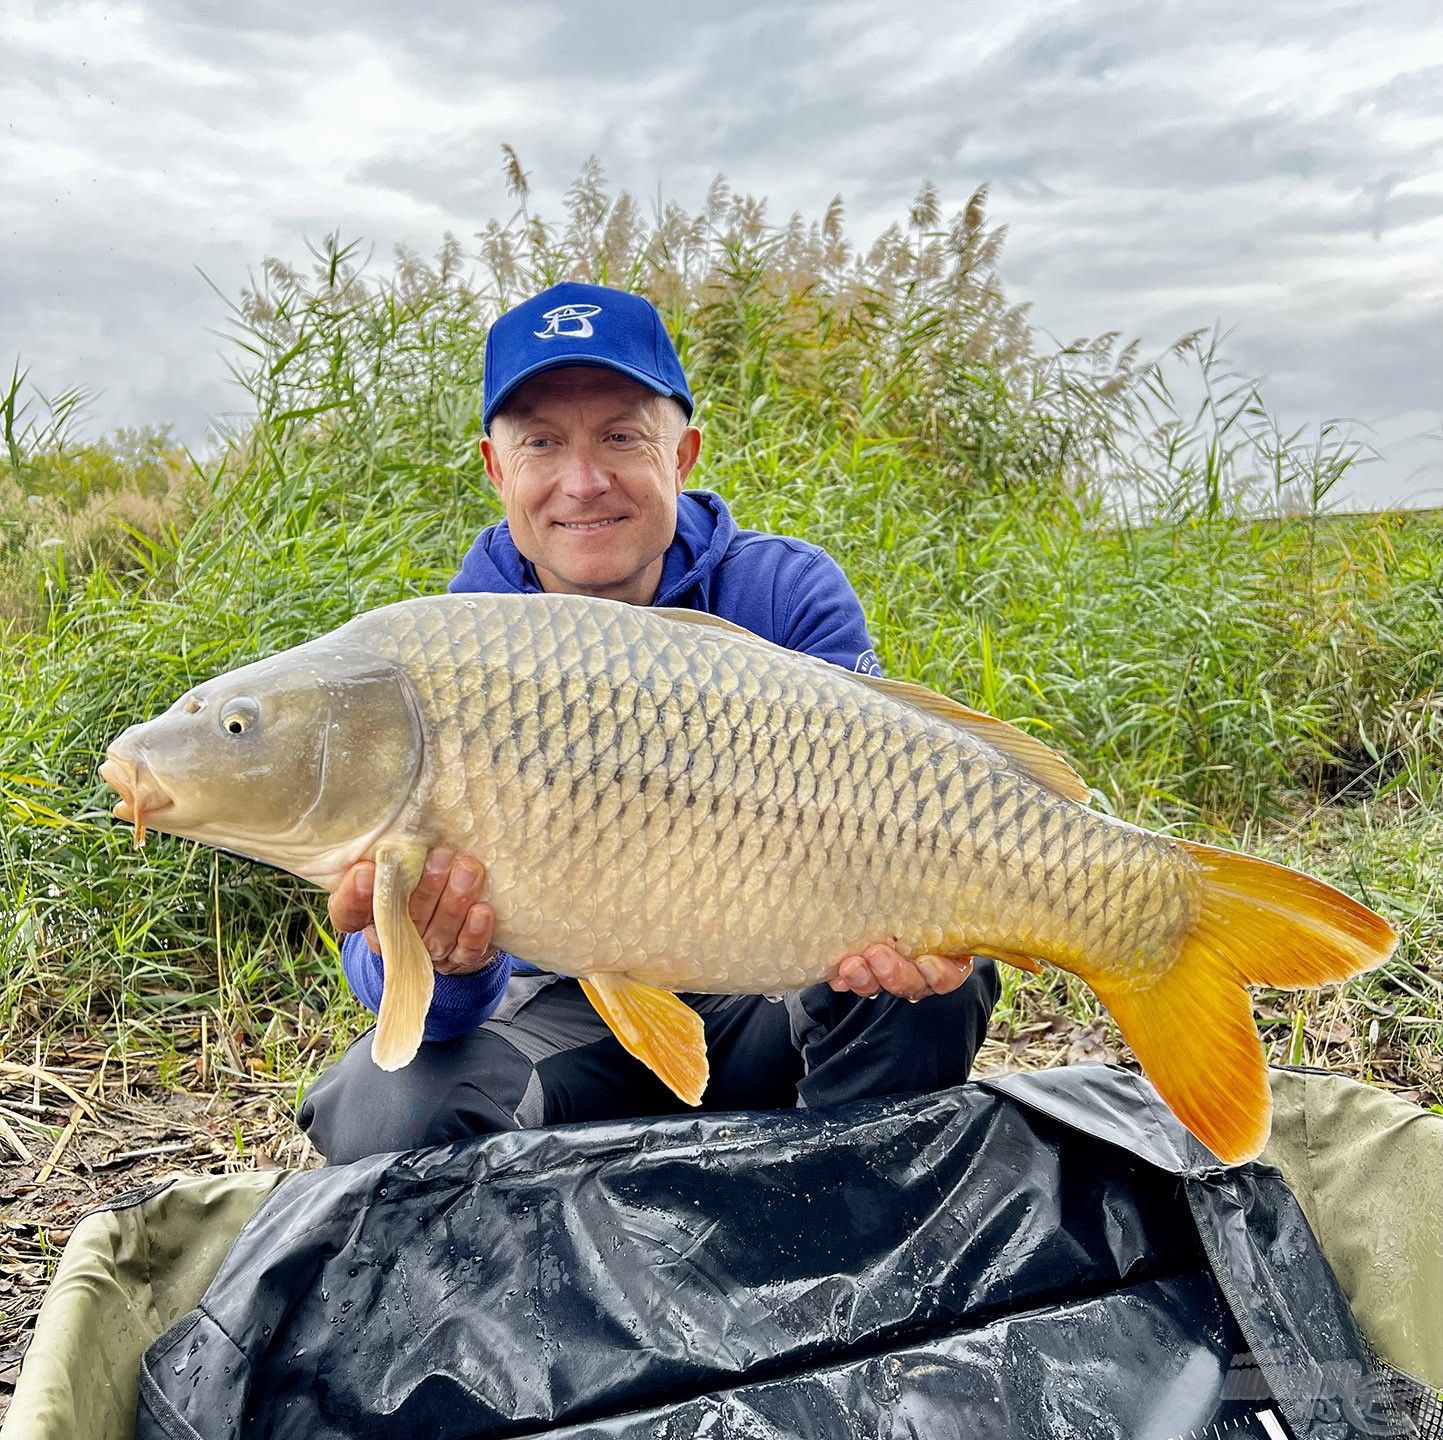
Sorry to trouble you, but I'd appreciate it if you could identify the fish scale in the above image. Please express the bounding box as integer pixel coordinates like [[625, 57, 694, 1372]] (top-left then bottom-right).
[[352, 594, 1196, 995]]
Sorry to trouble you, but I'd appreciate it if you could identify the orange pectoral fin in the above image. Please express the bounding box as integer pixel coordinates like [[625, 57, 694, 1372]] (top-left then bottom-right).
[[579, 974, 709, 1106], [370, 841, 433, 1073]]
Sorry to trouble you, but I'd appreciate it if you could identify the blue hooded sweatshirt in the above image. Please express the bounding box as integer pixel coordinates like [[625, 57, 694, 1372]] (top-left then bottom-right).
[[341, 489, 882, 1040]]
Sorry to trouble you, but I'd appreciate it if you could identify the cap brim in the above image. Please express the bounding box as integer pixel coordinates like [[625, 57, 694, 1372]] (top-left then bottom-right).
[[483, 355, 686, 432]]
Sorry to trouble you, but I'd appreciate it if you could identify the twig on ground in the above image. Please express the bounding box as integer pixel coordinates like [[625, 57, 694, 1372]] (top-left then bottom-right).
[[0, 1061, 102, 1124], [87, 1140, 198, 1171], [0, 1111, 34, 1164], [35, 1058, 107, 1186]]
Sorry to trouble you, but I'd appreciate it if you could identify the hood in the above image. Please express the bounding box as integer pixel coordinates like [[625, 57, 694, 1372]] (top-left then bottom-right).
[[448, 489, 738, 606]]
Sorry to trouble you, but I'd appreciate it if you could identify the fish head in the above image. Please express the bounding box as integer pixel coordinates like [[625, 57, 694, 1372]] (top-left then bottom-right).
[[100, 640, 424, 884]]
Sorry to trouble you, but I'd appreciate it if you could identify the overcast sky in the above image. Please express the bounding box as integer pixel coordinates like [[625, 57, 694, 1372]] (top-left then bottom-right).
[[4, 0, 1441, 509]]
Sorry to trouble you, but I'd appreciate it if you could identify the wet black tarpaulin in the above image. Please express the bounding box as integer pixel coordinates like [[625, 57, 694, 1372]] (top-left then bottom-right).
[[137, 1066, 1409, 1439]]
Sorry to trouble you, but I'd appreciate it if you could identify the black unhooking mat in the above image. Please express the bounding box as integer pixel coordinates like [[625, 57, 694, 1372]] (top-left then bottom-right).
[[136, 1066, 1427, 1440]]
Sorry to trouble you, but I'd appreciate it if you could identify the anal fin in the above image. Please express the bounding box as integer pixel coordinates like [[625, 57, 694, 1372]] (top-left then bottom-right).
[[579, 973, 709, 1106], [985, 949, 1046, 975]]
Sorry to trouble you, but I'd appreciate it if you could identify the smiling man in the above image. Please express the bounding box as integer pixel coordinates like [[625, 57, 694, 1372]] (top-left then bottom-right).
[[483, 365, 700, 605], [299, 282, 1000, 1163]]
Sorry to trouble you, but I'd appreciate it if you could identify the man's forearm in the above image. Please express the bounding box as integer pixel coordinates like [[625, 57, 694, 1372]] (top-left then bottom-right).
[[339, 928, 515, 1041]]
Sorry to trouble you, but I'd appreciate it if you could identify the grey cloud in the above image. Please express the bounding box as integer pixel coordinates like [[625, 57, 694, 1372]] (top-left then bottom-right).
[[1360, 63, 1443, 112], [127, 0, 759, 101], [0, 241, 255, 443], [353, 145, 501, 214], [4, 0, 1440, 507]]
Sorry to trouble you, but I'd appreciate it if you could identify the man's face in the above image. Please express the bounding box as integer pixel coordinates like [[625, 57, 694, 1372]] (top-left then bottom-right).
[[481, 369, 701, 606]]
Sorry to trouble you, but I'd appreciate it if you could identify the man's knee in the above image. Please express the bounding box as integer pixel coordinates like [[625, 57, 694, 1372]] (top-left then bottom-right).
[[792, 957, 1000, 1108], [297, 1027, 533, 1165], [866, 955, 999, 1066], [970, 953, 1002, 1018]]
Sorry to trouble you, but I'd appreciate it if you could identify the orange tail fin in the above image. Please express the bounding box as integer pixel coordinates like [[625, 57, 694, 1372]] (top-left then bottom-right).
[[1096, 843, 1396, 1165]]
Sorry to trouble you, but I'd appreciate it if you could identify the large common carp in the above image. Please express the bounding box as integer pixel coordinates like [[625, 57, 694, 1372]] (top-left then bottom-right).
[[100, 593, 1396, 1162]]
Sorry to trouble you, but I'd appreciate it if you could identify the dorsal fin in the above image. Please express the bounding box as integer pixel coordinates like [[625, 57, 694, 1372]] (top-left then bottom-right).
[[855, 674, 1091, 803], [653, 607, 1092, 804]]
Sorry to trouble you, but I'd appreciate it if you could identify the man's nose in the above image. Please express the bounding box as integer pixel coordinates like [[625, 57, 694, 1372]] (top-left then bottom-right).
[[558, 444, 610, 498]]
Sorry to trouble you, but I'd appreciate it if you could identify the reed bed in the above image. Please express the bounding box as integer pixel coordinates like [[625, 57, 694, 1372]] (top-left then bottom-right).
[[1, 154, 1438, 1102]]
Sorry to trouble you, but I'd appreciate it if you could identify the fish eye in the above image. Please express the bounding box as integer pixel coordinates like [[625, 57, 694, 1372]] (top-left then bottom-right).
[[220, 697, 260, 736]]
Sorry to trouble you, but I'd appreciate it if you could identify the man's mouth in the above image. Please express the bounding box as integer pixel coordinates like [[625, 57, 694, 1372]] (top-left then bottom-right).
[[555, 517, 626, 532]]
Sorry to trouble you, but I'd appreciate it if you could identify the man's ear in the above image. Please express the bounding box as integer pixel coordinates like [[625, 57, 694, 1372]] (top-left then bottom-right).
[[674, 426, 702, 494], [480, 436, 506, 496]]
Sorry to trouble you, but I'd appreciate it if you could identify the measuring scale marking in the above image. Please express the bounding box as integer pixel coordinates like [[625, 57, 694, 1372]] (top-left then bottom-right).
[[1165, 1409, 1290, 1440]]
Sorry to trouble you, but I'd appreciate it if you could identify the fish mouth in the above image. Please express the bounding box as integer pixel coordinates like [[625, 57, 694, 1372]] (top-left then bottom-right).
[[98, 752, 174, 849]]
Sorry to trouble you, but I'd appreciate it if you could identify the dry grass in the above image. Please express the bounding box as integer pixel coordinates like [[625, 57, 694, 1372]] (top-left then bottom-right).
[[0, 406, 201, 635]]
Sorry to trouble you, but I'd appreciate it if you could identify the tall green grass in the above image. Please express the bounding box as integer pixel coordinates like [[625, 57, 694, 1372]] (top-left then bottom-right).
[[2, 367, 200, 634], [1, 155, 1438, 1088]]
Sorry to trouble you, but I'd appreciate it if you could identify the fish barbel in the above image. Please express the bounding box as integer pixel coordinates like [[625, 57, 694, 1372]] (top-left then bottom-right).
[[99, 593, 1396, 1162]]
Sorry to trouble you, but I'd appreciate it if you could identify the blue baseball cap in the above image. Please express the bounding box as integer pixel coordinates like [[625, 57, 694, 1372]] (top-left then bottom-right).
[[482, 281, 694, 432]]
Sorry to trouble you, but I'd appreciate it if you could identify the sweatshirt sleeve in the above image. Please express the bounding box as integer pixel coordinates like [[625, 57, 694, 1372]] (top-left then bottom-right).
[[779, 549, 884, 676], [340, 928, 515, 1042]]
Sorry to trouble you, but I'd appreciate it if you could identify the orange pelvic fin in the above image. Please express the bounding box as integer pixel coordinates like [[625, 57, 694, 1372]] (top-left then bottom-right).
[[579, 973, 709, 1106], [370, 841, 433, 1072], [1098, 843, 1397, 1165]]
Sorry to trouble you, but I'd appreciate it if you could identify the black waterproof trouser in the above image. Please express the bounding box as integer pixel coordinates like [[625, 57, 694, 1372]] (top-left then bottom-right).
[[299, 961, 1000, 1165]]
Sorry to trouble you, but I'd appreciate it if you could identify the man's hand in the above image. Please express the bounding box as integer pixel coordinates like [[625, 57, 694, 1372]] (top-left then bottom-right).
[[829, 945, 974, 1001], [328, 848, 499, 976]]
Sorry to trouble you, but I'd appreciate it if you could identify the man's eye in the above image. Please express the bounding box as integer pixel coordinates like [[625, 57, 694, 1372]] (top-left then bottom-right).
[[525, 437, 554, 449], [607, 432, 634, 444]]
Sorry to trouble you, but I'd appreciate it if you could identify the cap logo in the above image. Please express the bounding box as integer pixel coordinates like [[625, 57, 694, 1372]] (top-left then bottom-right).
[[533, 303, 602, 340]]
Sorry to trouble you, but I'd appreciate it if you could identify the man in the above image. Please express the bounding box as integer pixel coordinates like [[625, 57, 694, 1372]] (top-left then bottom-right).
[[300, 282, 999, 1163]]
